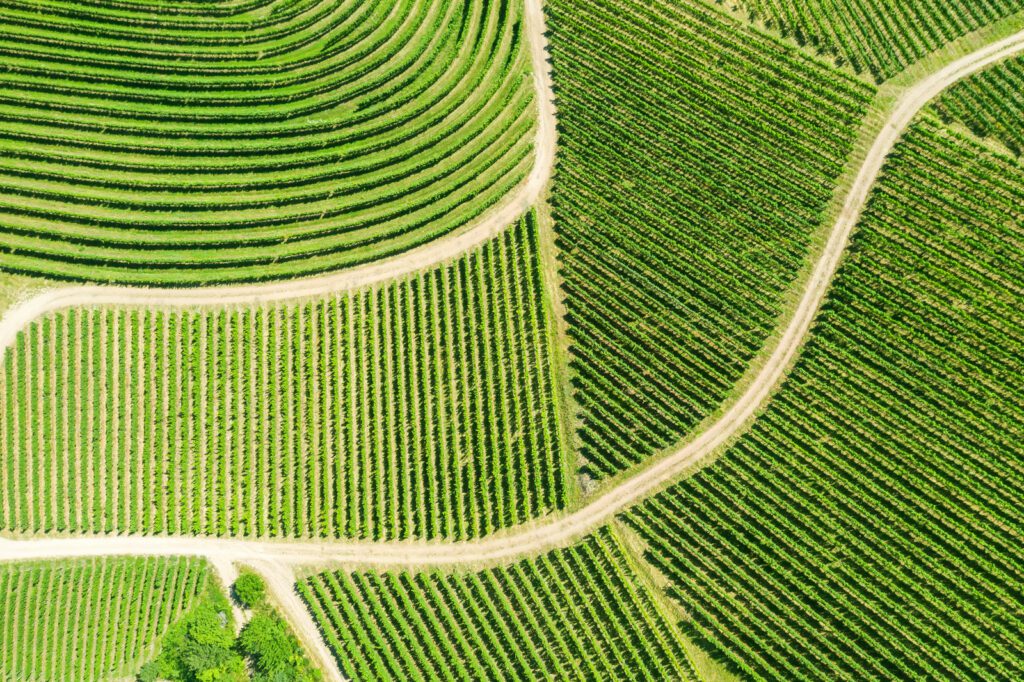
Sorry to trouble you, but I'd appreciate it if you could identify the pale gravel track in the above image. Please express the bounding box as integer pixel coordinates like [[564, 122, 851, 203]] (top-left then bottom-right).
[[3, 14, 1024, 682]]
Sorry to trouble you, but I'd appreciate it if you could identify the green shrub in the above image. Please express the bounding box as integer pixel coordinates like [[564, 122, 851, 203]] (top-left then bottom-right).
[[140, 586, 245, 682], [233, 571, 267, 609], [238, 614, 321, 682]]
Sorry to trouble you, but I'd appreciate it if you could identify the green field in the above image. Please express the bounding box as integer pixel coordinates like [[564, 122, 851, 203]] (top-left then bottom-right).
[[299, 526, 699, 681], [0, 0, 535, 285], [0, 214, 566, 539], [3, 1, 1024, 680], [546, 0, 872, 477], [935, 54, 1024, 155], [0, 556, 214, 681], [624, 115, 1024, 680], [733, 0, 1024, 81]]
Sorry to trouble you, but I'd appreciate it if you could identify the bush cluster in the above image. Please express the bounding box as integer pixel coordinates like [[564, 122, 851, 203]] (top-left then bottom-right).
[[139, 572, 319, 682]]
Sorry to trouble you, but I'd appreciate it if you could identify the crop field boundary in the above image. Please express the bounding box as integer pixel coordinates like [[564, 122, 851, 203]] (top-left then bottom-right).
[[0, 0, 557, 360], [4, 10, 1024, 682]]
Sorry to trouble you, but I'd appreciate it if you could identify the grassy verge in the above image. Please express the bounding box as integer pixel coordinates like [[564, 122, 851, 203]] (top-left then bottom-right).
[[0, 273, 47, 318], [534, 195, 584, 505]]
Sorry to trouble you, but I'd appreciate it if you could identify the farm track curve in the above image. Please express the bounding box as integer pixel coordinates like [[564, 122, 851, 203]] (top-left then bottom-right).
[[3, 8, 1024, 682]]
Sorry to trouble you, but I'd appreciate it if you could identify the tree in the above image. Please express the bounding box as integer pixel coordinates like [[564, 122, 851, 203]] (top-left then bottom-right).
[[233, 571, 267, 609], [140, 575, 319, 682], [238, 613, 322, 682], [181, 641, 247, 682], [138, 596, 244, 682], [238, 615, 292, 673]]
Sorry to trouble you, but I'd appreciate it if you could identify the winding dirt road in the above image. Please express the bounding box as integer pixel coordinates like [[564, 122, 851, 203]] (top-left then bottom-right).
[[3, 11, 1024, 682]]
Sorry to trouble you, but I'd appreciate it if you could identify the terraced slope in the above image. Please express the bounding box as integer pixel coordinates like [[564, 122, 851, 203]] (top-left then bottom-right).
[[625, 117, 1024, 680], [0, 0, 535, 285], [734, 0, 1024, 81], [935, 54, 1024, 155], [298, 527, 699, 681], [0, 215, 566, 539], [0, 556, 212, 681], [547, 0, 872, 477]]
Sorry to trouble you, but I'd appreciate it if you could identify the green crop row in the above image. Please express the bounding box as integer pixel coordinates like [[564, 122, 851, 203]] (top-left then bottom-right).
[[0, 214, 567, 539], [28, 0, 287, 22], [934, 54, 1024, 156], [5, 1, 363, 66], [3, 0, 312, 33], [0, 556, 211, 681], [624, 116, 1024, 680], [733, 0, 1023, 81], [299, 526, 699, 681], [2, 0, 329, 53], [546, 0, 872, 477], [0, 0, 536, 284]]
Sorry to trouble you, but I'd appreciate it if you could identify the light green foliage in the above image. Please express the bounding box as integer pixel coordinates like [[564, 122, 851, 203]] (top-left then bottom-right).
[[233, 571, 267, 609], [238, 613, 321, 682], [0, 0, 535, 284], [0, 556, 210, 681], [731, 0, 1024, 81], [626, 118, 1024, 679], [299, 527, 699, 681], [141, 581, 246, 682], [143, 573, 319, 682], [0, 214, 565, 539], [934, 55, 1024, 155], [546, 0, 871, 476], [239, 617, 291, 675]]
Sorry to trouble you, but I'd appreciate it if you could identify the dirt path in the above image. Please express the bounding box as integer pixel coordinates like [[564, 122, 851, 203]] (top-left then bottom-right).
[[0, 0, 557, 360], [252, 559, 340, 682], [3, 12, 1024, 682]]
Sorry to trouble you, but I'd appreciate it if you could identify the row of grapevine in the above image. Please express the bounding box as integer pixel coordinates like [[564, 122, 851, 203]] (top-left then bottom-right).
[[35, 0, 279, 20], [546, 0, 872, 477], [6, 0, 335, 45], [0, 0, 536, 284], [299, 526, 699, 681], [733, 0, 1023, 81], [0, 556, 210, 681], [624, 117, 1024, 680], [934, 54, 1024, 155], [0, 214, 567, 539]]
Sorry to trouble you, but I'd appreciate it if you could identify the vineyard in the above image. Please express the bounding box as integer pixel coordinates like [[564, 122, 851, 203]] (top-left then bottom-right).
[[625, 117, 1024, 680], [546, 0, 872, 476], [732, 0, 1024, 81], [0, 556, 212, 681], [0, 0, 535, 285], [4, 1, 1024, 680], [0, 214, 567, 539], [935, 54, 1024, 155], [298, 526, 699, 681]]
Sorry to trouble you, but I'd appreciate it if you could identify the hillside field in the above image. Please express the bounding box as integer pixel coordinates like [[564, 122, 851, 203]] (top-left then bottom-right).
[[1, 1, 1024, 681], [0, 215, 568, 540], [732, 0, 1024, 80], [299, 527, 701, 681], [0, 0, 535, 284], [625, 116, 1024, 680], [547, 0, 871, 476], [935, 53, 1024, 155]]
